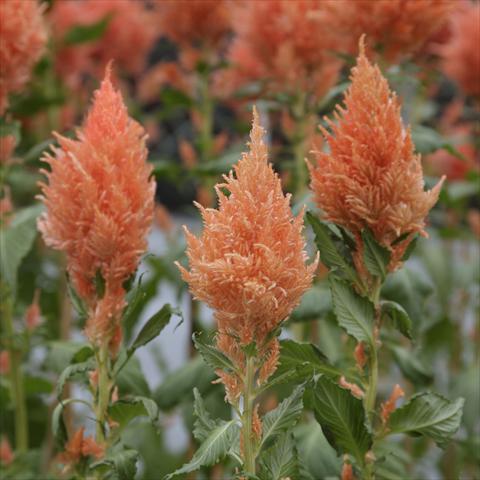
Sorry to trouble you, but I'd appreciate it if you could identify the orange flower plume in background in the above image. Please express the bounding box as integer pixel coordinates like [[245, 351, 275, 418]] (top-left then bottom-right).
[[439, 1, 480, 97], [328, 0, 453, 63], [220, 0, 342, 101], [49, 0, 156, 88], [38, 66, 155, 350], [58, 427, 104, 467], [178, 108, 317, 401], [0, 0, 47, 114], [309, 40, 445, 273]]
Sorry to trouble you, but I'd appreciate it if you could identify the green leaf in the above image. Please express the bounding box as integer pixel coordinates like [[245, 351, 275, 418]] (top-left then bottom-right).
[[129, 304, 179, 352], [56, 359, 95, 399], [91, 448, 139, 480], [0, 118, 20, 141], [401, 235, 418, 262], [411, 125, 464, 158], [274, 339, 341, 383], [154, 356, 215, 411], [260, 385, 304, 450], [0, 204, 42, 294], [108, 396, 158, 430], [258, 434, 300, 480], [193, 388, 219, 442], [381, 301, 412, 340], [306, 213, 359, 286], [64, 15, 111, 45], [387, 392, 464, 448], [65, 276, 89, 321], [52, 398, 91, 450], [116, 355, 150, 397], [166, 419, 239, 478], [388, 344, 433, 386], [308, 375, 372, 464], [362, 229, 391, 280], [71, 344, 94, 363], [290, 285, 332, 322], [193, 331, 237, 374], [329, 276, 375, 345]]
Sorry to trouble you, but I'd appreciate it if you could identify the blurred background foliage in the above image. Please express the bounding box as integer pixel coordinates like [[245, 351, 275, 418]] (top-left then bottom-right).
[[0, 0, 478, 479]]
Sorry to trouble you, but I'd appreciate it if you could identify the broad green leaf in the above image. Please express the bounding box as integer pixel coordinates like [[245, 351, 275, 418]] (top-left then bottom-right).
[[329, 276, 375, 345], [388, 344, 432, 386], [0, 204, 42, 294], [71, 344, 94, 363], [374, 442, 411, 480], [193, 388, 219, 442], [258, 433, 300, 480], [294, 423, 341, 479], [116, 355, 150, 397], [91, 448, 138, 480], [65, 276, 89, 321], [260, 385, 304, 450], [290, 285, 332, 322], [193, 331, 237, 374], [362, 229, 391, 280], [411, 125, 463, 158], [381, 301, 412, 340], [154, 356, 215, 410], [0, 118, 20, 141], [24, 375, 53, 396], [388, 392, 464, 448], [307, 213, 359, 286], [129, 304, 179, 352], [52, 398, 91, 449], [166, 419, 239, 478], [56, 359, 95, 399], [273, 339, 341, 383], [64, 15, 111, 45], [108, 396, 159, 430], [308, 376, 372, 464]]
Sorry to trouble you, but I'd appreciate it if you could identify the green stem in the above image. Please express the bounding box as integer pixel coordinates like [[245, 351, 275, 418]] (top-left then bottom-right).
[[365, 343, 378, 420], [242, 356, 256, 476], [94, 345, 110, 444], [1, 295, 28, 451]]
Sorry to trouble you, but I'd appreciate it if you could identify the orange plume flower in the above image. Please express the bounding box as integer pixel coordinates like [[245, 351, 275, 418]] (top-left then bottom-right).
[[0, 0, 47, 114], [38, 66, 155, 348], [58, 427, 104, 467], [0, 351, 10, 375], [381, 384, 405, 426], [220, 0, 342, 101], [178, 108, 317, 401], [439, 1, 480, 97], [49, 0, 156, 88], [0, 436, 14, 466], [308, 40, 445, 273], [328, 0, 453, 63]]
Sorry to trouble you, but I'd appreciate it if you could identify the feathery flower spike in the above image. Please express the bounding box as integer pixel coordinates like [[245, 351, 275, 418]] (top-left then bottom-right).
[[308, 38, 445, 273], [38, 65, 155, 350], [0, 0, 47, 114], [178, 108, 317, 401]]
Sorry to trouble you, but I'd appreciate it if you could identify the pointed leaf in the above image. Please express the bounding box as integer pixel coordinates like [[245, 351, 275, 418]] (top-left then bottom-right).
[[108, 396, 159, 430], [308, 376, 372, 464], [166, 419, 239, 478], [307, 213, 359, 286], [381, 301, 413, 340], [56, 359, 95, 399], [64, 15, 111, 45], [193, 331, 237, 374], [387, 392, 464, 448], [260, 385, 304, 450], [258, 433, 300, 480], [329, 276, 375, 345], [91, 448, 138, 480], [362, 229, 391, 279], [193, 388, 219, 442]]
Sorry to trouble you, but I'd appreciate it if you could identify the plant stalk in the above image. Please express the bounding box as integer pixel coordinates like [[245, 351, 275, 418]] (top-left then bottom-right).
[[242, 355, 256, 476], [1, 295, 28, 451], [95, 344, 110, 444]]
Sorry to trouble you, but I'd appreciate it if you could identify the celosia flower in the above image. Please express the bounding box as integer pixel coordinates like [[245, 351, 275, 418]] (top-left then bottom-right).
[[58, 427, 104, 467], [0, 0, 47, 114], [308, 40, 445, 273], [25, 290, 42, 331], [38, 66, 155, 349], [339, 376, 364, 399], [327, 0, 453, 63], [381, 384, 405, 425], [221, 0, 342, 101], [0, 351, 10, 375], [341, 460, 354, 480], [0, 436, 14, 465], [49, 0, 156, 88], [178, 108, 317, 401], [439, 1, 480, 97], [155, 0, 230, 52], [0, 135, 17, 165]]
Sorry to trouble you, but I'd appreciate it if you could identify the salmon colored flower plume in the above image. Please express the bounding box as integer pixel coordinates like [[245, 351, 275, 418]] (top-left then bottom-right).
[[0, 436, 14, 465], [178, 108, 317, 401], [38, 66, 155, 349], [309, 40, 445, 273], [25, 289, 42, 331], [58, 427, 104, 467], [155, 0, 230, 52], [0, 351, 10, 375], [50, 0, 156, 88], [0, 0, 47, 114], [439, 2, 480, 97], [328, 0, 453, 63], [381, 384, 405, 426], [221, 0, 342, 101]]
